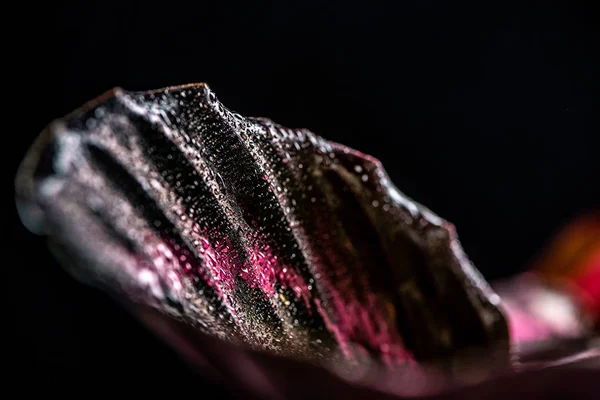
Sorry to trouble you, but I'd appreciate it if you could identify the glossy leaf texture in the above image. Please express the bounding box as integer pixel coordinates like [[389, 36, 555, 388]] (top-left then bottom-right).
[[15, 83, 510, 378]]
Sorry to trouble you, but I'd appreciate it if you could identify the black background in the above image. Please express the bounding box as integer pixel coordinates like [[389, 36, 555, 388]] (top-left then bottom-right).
[[7, 0, 598, 395]]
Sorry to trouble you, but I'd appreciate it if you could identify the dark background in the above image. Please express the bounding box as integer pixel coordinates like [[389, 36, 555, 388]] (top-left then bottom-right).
[[7, 0, 598, 395]]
